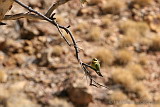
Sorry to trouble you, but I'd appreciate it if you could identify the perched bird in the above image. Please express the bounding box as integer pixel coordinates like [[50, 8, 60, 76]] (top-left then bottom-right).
[[91, 58, 103, 77]]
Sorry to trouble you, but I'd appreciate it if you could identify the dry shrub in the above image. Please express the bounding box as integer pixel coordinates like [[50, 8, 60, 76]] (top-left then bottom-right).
[[112, 68, 136, 91], [92, 48, 114, 66], [149, 36, 160, 51], [101, 16, 111, 28], [101, 0, 126, 14], [114, 49, 133, 65], [109, 90, 128, 101], [75, 21, 90, 32], [119, 20, 150, 37], [133, 82, 152, 101], [108, 90, 136, 107], [138, 37, 152, 48], [126, 64, 146, 80], [138, 53, 148, 65], [86, 26, 101, 41], [112, 68, 151, 101], [133, 0, 154, 7], [119, 36, 136, 48], [52, 45, 64, 57]]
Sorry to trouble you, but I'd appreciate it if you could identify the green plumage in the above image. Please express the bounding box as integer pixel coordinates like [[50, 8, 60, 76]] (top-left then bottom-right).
[[91, 58, 103, 77]]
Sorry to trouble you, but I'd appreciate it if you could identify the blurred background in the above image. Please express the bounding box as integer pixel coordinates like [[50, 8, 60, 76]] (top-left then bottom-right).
[[0, 0, 160, 107]]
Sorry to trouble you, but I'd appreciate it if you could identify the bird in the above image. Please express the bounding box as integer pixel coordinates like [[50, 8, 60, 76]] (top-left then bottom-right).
[[91, 58, 103, 77]]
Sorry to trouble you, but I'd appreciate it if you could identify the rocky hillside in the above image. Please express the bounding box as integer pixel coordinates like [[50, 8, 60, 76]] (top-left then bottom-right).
[[0, 0, 160, 107]]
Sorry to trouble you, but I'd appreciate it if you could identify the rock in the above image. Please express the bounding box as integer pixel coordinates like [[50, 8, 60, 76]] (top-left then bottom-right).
[[9, 81, 26, 93], [0, 70, 8, 82], [67, 86, 93, 106]]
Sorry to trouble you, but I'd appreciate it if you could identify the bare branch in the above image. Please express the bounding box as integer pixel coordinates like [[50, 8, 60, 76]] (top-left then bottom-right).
[[4, 13, 42, 20], [14, 0, 71, 46], [13, 0, 109, 89]]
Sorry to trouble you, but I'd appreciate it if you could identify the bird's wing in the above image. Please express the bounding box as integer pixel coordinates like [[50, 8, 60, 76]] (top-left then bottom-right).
[[95, 63, 100, 71]]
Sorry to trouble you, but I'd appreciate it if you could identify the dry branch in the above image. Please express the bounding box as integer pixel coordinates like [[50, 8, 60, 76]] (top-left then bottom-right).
[[1, 0, 109, 89]]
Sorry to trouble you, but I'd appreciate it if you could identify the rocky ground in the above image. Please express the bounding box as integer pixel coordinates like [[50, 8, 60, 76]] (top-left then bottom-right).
[[0, 0, 160, 107]]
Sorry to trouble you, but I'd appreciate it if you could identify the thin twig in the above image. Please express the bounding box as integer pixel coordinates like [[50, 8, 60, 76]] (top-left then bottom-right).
[[45, 0, 71, 17], [14, 0, 71, 46]]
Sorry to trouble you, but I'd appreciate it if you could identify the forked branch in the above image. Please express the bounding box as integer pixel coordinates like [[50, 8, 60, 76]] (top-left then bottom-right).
[[14, 0, 109, 89]]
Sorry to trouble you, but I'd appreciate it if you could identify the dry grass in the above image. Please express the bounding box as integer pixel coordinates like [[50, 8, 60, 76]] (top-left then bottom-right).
[[75, 21, 90, 32], [92, 47, 114, 66], [109, 90, 128, 101], [126, 64, 146, 80], [111, 68, 151, 101], [133, 0, 154, 7], [133, 82, 152, 101], [101, 16, 111, 28], [119, 20, 150, 37], [86, 26, 102, 41], [138, 53, 149, 65], [119, 36, 136, 48], [118, 20, 150, 48], [114, 49, 133, 65], [149, 35, 160, 51], [112, 68, 136, 91], [101, 0, 126, 14]]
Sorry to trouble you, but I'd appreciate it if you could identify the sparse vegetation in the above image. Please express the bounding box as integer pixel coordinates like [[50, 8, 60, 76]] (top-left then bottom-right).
[[111, 68, 151, 101], [101, 16, 111, 28], [126, 63, 146, 80], [114, 49, 133, 65], [92, 47, 114, 66], [109, 90, 128, 101], [133, 82, 151, 101], [0, 0, 159, 106], [112, 68, 136, 91], [101, 0, 126, 14], [138, 53, 148, 65], [119, 36, 136, 48], [133, 0, 154, 7], [119, 20, 150, 37], [149, 35, 160, 51], [86, 26, 101, 41]]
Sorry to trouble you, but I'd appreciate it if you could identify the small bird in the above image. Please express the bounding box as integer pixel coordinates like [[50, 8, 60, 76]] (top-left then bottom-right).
[[91, 58, 103, 77]]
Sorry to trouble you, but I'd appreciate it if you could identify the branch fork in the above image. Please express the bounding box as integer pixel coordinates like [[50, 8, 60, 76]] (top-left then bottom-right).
[[2, 0, 109, 89]]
